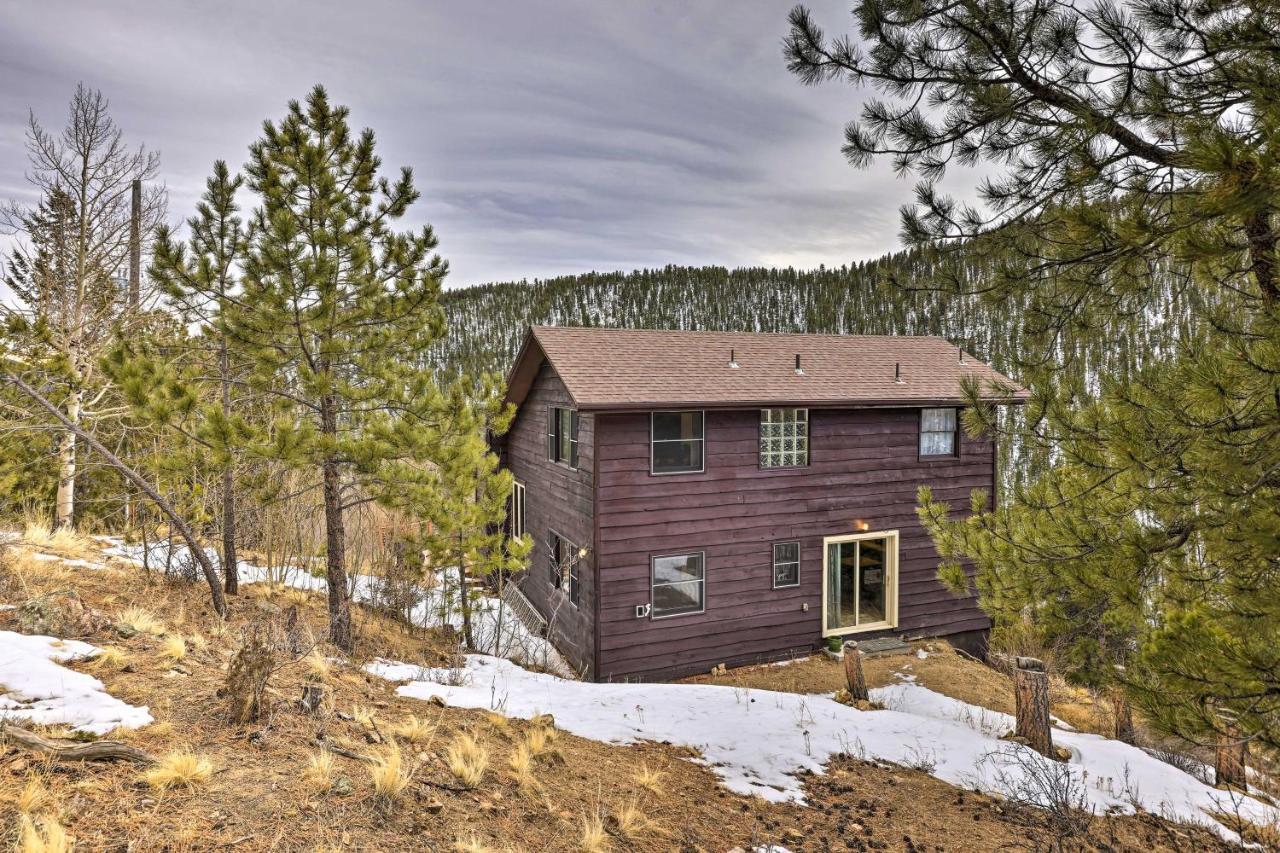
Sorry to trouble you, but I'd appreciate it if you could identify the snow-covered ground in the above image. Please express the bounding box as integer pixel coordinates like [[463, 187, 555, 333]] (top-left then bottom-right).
[[0, 630, 152, 734], [97, 537, 572, 677], [367, 654, 1277, 840]]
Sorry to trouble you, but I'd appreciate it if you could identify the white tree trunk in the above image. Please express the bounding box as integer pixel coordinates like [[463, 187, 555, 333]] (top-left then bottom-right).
[[55, 386, 81, 529]]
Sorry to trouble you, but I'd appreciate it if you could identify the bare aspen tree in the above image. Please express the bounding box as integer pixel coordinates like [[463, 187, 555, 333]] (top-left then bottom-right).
[[0, 84, 165, 529]]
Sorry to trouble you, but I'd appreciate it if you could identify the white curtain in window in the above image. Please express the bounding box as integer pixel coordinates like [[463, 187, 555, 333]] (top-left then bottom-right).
[[920, 408, 956, 455]]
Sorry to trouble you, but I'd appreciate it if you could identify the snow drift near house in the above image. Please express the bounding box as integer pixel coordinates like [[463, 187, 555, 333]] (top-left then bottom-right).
[[97, 537, 572, 677], [0, 630, 152, 734], [368, 654, 1277, 839]]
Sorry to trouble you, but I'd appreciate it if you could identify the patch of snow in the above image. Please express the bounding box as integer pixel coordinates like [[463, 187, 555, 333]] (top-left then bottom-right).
[[0, 630, 152, 734], [99, 539, 572, 677], [916, 648, 929, 659], [368, 654, 1277, 839]]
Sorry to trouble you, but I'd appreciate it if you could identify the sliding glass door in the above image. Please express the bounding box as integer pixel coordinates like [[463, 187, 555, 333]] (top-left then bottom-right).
[[823, 531, 898, 636]]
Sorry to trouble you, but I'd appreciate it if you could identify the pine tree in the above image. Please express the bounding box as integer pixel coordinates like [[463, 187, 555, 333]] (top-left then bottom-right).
[[144, 161, 250, 593], [789, 1, 1280, 748], [226, 86, 450, 650]]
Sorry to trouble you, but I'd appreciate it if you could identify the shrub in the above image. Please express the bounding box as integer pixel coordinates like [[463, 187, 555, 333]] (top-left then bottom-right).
[[225, 619, 282, 723], [141, 749, 215, 790]]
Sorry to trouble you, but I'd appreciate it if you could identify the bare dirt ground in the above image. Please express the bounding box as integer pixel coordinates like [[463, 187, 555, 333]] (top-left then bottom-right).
[[0, 537, 1250, 852]]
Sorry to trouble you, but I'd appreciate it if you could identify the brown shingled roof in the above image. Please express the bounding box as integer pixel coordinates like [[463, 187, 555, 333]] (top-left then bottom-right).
[[505, 326, 1028, 411]]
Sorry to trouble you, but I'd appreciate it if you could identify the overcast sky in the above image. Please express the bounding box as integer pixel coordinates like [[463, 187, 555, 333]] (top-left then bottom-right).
[[1, 1, 958, 288]]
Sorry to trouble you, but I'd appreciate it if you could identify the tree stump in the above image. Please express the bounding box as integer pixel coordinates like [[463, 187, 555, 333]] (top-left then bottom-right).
[[1111, 688, 1136, 745], [1014, 657, 1054, 758], [843, 642, 868, 702], [1214, 726, 1248, 790], [300, 683, 327, 715]]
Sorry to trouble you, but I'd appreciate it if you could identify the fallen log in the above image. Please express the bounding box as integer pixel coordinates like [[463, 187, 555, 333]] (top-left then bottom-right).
[[1, 723, 155, 764]]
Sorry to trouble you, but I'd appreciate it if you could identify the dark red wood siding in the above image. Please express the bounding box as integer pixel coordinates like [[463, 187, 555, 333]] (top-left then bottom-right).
[[502, 362, 595, 677], [593, 407, 991, 681]]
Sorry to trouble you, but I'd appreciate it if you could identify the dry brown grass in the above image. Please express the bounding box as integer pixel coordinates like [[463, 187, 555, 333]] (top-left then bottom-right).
[[88, 645, 131, 672], [451, 835, 495, 853], [159, 633, 187, 661], [351, 703, 378, 729], [523, 723, 555, 756], [117, 606, 165, 637], [507, 742, 536, 789], [393, 713, 436, 745], [303, 648, 331, 682], [21, 517, 93, 559], [484, 710, 510, 731], [304, 747, 336, 795], [634, 762, 664, 795], [140, 749, 214, 790], [578, 811, 609, 852], [369, 742, 412, 802], [445, 731, 489, 789], [613, 798, 658, 839], [16, 815, 72, 853], [16, 776, 49, 815]]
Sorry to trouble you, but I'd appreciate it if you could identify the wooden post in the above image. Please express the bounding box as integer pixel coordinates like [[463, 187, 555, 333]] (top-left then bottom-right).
[[843, 641, 869, 702], [128, 178, 141, 309], [1014, 657, 1054, 758], [1214, 724, 1248, 791]]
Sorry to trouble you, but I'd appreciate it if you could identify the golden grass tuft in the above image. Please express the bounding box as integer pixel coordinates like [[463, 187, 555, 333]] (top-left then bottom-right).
[[484, 710, 509, 731], [634, 762, 664, 795], [523, 723, 555, 756], [303, 747, 335, 795], [393, 713, 436, 745], [506, 742, 536, 789], [140, 749, 214, 791], [368, 742, 412, 802], [21, 517, 92, 559], [614, 799, 659, 839], [17, 815, 71, 853], [350, 704, 378, 729], [578, 812, 610, 852], [17, 776, 49, 815], [445, 731, 489, 789], [118, 606, 165, 637], [159, 634, 187, 661], [451, 835, 496, 853], [187, 632, 208, 653], [88, 645, 131, 672], [303, 648, 331, 682]]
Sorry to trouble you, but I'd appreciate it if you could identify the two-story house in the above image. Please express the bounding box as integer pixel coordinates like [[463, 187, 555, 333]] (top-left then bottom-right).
[[497, 326, 1027, 682]]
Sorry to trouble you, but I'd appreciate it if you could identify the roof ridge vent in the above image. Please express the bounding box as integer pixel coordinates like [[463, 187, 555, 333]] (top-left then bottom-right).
[[729, 348, 739, 369], [794, 353, 805, 376]]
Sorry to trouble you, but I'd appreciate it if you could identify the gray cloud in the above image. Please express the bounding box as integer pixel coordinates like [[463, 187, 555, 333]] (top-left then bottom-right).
[[0, 1, 975, 287]]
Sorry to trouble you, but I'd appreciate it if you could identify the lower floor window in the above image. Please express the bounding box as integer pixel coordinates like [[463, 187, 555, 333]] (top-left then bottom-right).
[[651, 552, 704, 617], [823, 532, 898, 635], [549, 532, 581, 607], [772, 541, 800, 588]]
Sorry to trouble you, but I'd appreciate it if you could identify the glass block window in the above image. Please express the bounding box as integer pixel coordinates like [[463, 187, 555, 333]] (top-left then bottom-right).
[[760, 408, 808, 468]]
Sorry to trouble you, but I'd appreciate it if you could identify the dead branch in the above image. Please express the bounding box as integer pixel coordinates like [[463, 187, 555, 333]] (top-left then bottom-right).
[[1, 722, 155, 764]]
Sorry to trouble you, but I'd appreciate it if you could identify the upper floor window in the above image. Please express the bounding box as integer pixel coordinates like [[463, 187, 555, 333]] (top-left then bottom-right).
[[760, 408, 808, 467], [547, 406, 579, 468], [920, 407, 958, 457], [651, 411, 704, 474]]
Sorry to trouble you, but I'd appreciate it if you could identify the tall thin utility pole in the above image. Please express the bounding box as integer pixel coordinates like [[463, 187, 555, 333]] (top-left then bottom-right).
[[128, 178, 141, 308]]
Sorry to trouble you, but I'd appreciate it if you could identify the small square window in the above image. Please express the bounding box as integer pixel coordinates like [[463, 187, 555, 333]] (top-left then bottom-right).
[[651, 411, 704, 474], [772, 541, 800, 588], [920, 408, 958, 457], [760, 409, 808, 467]]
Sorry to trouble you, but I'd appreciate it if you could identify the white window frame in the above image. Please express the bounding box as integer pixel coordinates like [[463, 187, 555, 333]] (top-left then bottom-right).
[[509, 481, 526, 541], [772, 541, 801, 589], [919, 407, 959, 458], [650, 410, 705, 475], [650, 551, 706, 619], [821, 530, 899, 637], [760, 408, 809, 468]]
